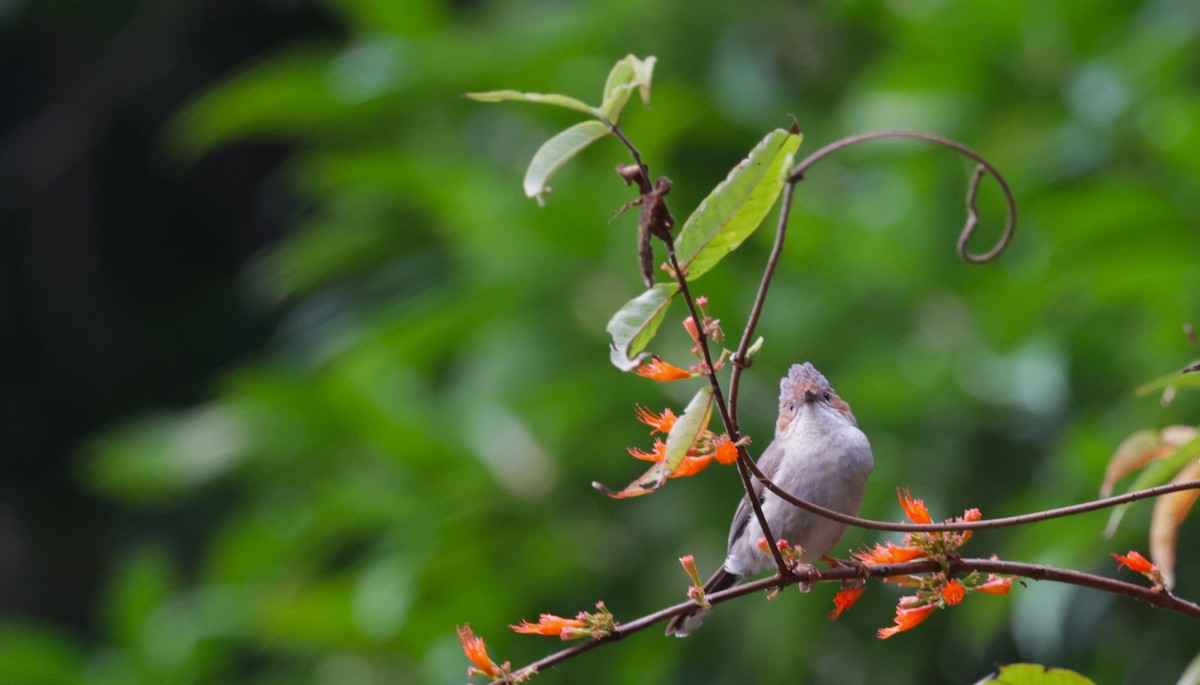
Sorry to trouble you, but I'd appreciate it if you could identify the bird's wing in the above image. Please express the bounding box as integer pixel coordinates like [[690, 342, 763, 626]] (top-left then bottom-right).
[[726, 439, 783, 549]]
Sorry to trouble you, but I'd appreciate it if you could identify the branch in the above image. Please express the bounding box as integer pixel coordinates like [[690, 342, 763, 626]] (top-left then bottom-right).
[[727, 181, 797, 427], [498, 556, 1200, 681], [786, 130, 1017, 264], [742, 457, 1200, 533], [663, 235, 790, 578], [728, 130, 1017, 426]]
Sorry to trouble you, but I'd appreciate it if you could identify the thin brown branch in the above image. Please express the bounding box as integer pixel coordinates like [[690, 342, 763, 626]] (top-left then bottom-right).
[[663, 235, 790, 578], [609, 122, 790, 578], [743, 455, 1200, 533], [727, 131, 1014, 436], [728, 181, 797, 429], [499, 555, 1200, 681], [609, 123, 651, 191], [787, 130, 1016, 263]]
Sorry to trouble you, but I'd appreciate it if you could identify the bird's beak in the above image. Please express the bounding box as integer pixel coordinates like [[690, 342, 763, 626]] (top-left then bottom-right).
[[800, 384, 819, 404]]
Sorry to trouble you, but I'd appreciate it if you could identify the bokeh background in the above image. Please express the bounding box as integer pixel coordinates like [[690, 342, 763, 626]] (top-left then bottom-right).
[[3, 0, 1200, 683]]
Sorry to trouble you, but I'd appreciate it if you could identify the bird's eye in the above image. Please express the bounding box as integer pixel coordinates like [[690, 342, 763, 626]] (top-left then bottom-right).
[[822, 391, 831, 401], [787, 402, 796, 412]]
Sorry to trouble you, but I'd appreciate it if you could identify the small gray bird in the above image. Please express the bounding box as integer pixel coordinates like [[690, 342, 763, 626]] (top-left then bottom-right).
[[666, 362, 874, 636]]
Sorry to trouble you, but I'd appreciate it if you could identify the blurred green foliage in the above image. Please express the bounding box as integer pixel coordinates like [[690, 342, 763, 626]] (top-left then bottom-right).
[[7, 0, 1200, 683]]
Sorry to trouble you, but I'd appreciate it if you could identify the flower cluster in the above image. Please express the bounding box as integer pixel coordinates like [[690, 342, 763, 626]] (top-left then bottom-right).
[[839, 489, 1012, 638], [627, 406, 742, 478], [511, 601, 617, 641], [754, 537, 807, 572]]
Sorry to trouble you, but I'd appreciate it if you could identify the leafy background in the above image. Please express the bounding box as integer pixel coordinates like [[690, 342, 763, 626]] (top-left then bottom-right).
[[3, 0, 1200, 683]]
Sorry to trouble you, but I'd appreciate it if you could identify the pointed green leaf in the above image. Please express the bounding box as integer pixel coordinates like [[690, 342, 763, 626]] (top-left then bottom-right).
[[1135, 368, 1200, 396], [523, 120, 610, 204], [594, 386, 713, 499], [745, 336, 765, 362], [606, 283, 679, 371], [661, 386, 714, 474], [464, 89, 600, 118], [600, 54, 656, 122], [673, 128, 803, 282], [1104, 432, 1200, 537]]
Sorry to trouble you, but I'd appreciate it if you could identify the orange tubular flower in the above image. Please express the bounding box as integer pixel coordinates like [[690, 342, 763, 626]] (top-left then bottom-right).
[[680, 555, 702, 586], [634, 405, 677, 434], [829, 585, 865, 621], [1112, 550, 1156, 574], [511, 614, 587, 640], [669, 454, 715, 478], [635, 357, 695, 382], [941, 579, 965, 605], [712, 437, 739, 465], [898, 488, 933, 524], [755, 537, 773, 556], [975, 574, 1012, 595], [683, 316, 701, 346], [877, 603, 938, 640], [628, 439, 667, 462], [854, 541, 928, 565], [457, 624, 501, 679]]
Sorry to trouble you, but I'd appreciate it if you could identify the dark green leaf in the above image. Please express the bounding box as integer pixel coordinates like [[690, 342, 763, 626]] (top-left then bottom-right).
[[673, 128, 802, 281]]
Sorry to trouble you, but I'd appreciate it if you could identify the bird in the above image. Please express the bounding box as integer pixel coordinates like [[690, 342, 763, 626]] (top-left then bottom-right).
[[665, 362, 874, 637]]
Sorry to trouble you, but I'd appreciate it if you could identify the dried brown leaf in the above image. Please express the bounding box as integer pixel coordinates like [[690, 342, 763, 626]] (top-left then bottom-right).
[[1102, 426, 1198, 497], [1149, 460, 1200, 590]]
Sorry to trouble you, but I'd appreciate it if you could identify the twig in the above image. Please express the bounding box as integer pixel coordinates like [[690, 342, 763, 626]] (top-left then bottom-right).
[[663, 235, 790, 578], [610, 121, 790, 577], [500, 555, 1200, 681], [742, 459, 1200, 533], [728, 181, 797, 427], [729, 130, 1016, 428], [786, 130, 1016, 263]]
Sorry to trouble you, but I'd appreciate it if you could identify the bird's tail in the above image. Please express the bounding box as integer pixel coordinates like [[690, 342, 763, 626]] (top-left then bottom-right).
[[664, 567, 740, 637]]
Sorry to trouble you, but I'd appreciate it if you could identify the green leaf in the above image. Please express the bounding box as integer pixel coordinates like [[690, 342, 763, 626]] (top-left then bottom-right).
[[599, 54, 656, 122], [661, 385, 714, 473], [986, 663, 1096, 685], [606, 283, 680, 371], [523, 120, 611, 204], [1104, 433, 1200, 537], [1136, 368, 1200, 396], [673, 128, 803, 282], [746, 336, 765, 362], [464, 89, 599, 117], [594, 386, 713, 498]]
